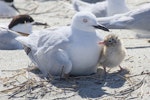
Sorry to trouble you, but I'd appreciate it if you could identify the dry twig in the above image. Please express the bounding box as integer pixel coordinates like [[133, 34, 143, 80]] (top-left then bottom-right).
[[112, 76, 147, 98]]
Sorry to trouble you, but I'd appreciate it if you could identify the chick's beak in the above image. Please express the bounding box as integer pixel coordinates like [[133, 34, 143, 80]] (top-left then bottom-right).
[[93, 24, 109, 32], [98, 41, 105, 45]]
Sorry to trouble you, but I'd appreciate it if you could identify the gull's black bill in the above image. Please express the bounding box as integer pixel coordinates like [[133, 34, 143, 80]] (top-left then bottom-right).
[[93, 25, 109, 32], [32, 22, 49, 27], [11, 4, 19, 12]]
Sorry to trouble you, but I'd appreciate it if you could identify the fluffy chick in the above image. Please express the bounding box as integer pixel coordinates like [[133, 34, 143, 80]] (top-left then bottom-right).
[[98, 34, 126, 74]]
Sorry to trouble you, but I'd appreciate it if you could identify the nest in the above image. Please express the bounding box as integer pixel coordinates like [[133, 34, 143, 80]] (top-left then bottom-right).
[[0, 66, 149, 99]]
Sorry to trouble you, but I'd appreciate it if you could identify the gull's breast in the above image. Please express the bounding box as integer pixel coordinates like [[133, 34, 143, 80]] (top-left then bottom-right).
[[66, 39, 101, 75]]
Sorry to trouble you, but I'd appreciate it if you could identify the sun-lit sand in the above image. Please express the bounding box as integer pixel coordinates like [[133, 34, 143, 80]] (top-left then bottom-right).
[[0, 0, 150, 99]]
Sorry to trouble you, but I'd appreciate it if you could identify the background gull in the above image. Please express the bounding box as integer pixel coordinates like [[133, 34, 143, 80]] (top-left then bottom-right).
[[0, 15, 34, 50], [16, 12, 109, 77], [97, 3, 150, 38], [72, 0, 129, 17], [0, 0, 19, 18]]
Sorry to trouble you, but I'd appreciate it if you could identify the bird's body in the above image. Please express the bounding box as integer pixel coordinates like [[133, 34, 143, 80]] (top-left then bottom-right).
[[0, 0, 19, 18], [0, 28, 22, 50], [99, 43, 126, 68], [16, 12, 109, 77], [0, 15, 34, 50], [73, 0, 129, 17], [65, 27, 101, 75], [98, 34, 126, 71]]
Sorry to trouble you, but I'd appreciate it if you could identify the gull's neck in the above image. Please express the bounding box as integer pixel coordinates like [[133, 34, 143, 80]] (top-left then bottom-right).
[[71, 25, 96, 37], [70, 26, 98, 42]]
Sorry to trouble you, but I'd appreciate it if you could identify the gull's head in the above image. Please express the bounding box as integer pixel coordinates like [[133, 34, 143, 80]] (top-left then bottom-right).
[[71, 12, 109, 32], [8, 14, 34, 34], [3, 0, 14, 6]]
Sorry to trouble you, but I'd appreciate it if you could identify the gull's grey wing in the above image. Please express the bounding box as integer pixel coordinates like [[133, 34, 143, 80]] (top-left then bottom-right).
[[97, 4, 150, 31]]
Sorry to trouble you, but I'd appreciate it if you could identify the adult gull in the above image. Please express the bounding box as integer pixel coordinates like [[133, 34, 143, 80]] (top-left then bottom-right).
[[72, 0, 129, 17], [16, 12, 109, 77]]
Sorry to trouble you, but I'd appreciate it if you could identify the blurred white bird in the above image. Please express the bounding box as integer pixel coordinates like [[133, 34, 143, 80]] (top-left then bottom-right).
[[0, 14, 34, 50], [16, 12, 109, 78], [97, 3, 150, 38], [98, 34, 126, 73], [72, 0, 129, 17], [0, 0, 19, 18]]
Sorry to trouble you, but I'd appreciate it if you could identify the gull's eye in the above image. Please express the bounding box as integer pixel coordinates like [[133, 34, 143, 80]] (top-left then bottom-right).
[[83, 18, 88, 23]]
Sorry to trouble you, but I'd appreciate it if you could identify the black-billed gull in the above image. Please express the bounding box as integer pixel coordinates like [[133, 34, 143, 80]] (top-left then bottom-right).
[[97, 4, 150, 38], [0, 0, 19, 18], [73, 0, 129, 17], [16, 12, 109, 77]]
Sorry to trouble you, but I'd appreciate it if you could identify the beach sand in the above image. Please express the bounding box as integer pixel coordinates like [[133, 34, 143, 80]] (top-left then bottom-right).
[[0, 0, 150, 99]]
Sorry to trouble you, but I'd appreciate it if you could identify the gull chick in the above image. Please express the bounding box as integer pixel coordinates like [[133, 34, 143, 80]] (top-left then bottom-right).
[[98, 34, 126, 73]]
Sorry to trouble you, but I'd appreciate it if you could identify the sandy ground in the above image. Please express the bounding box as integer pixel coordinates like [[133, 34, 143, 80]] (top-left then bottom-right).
[[0, 0, 150, 99]]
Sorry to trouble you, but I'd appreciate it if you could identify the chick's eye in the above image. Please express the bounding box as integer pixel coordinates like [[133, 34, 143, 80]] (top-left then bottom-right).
[[108, 40, 112, 43]]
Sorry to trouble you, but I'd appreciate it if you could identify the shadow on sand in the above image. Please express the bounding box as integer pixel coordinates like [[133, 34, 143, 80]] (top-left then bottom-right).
[[30, 67, 129, 99]]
